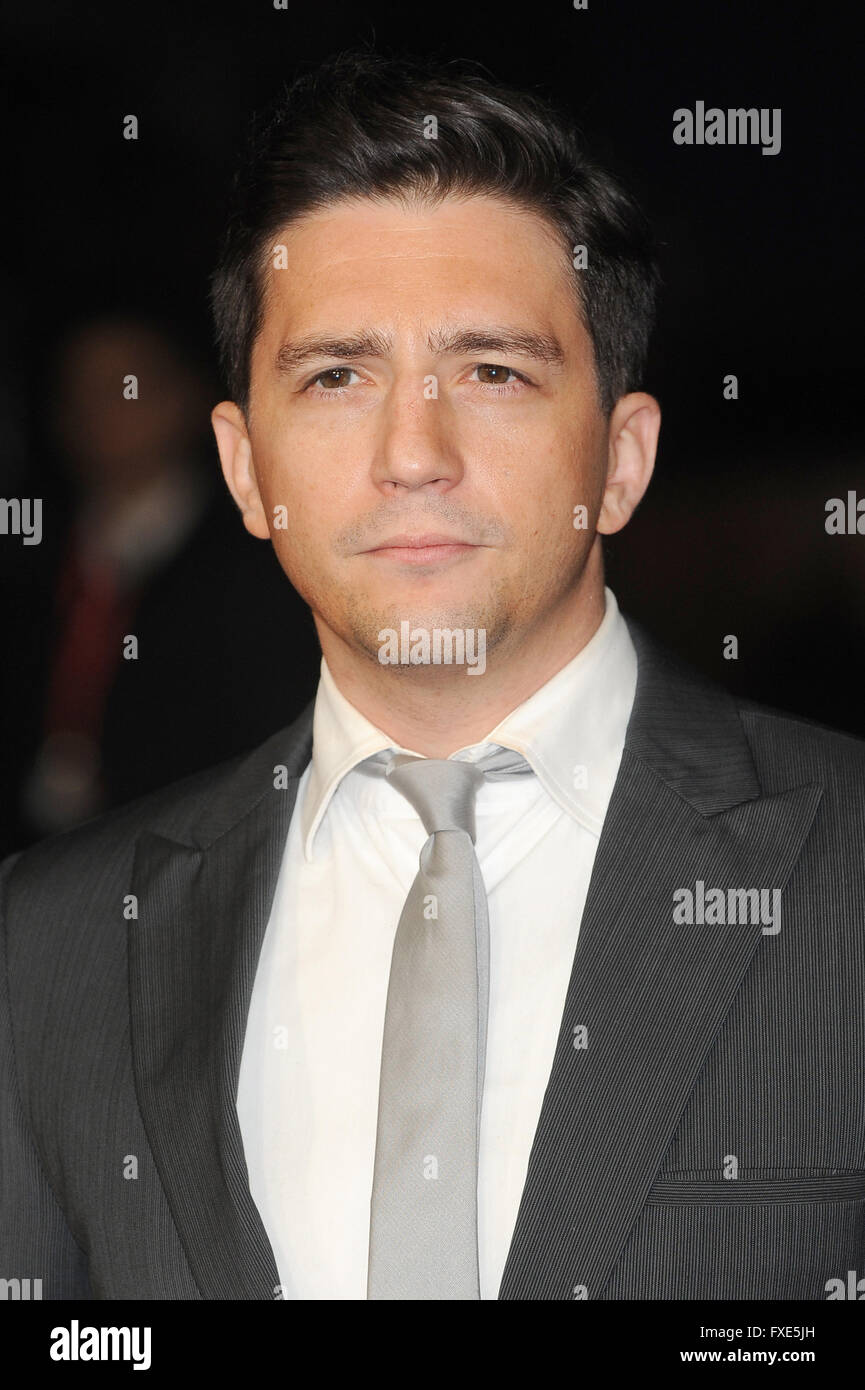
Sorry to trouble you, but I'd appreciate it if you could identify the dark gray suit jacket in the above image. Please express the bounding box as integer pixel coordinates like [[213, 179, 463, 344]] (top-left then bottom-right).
[[2, 617, 864, 1300]]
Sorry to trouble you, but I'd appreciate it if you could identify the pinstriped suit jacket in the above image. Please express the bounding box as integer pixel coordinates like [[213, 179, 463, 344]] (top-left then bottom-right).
[[2, 615, 864, 1300]]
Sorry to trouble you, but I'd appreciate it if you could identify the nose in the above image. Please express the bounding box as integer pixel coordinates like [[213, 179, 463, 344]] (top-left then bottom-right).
[[370, 376, 464, 495]]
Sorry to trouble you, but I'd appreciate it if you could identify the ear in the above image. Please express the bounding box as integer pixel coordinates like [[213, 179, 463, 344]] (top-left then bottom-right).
[[211, 400, 270, 540], [597, 392, 661, 536]]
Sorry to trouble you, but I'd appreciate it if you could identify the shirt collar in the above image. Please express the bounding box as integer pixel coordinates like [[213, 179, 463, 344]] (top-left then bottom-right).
[[301, 585, 637, 859]]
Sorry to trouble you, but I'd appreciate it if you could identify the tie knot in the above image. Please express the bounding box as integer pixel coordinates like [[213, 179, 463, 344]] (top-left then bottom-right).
[[383, 746, 533, 841]]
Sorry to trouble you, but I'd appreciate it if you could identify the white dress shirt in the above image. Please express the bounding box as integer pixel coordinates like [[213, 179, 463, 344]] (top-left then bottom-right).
[[236, 586, 637, 1299]]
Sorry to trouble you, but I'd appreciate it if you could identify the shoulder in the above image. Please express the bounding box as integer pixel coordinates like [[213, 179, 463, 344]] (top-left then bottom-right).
[[0, 757, 243, 984], [623, 611, 865, 820], [2, 753, 240, 893], [736, 693, 865, 790], [0, 702, 314, 919], [732, 696, 865, 863]]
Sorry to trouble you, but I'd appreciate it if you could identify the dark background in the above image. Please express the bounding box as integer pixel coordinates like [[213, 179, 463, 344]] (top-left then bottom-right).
[[1, 0, 863, 855]]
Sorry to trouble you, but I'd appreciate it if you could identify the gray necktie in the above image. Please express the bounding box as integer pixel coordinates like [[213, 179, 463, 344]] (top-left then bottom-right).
[[365, 746, 533, 1300]]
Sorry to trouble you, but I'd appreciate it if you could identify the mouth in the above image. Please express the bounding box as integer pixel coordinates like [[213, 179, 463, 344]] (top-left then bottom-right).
[[362, 533, 481, 565]]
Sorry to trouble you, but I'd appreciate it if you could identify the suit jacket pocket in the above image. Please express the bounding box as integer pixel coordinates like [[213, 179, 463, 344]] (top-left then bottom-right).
[[646, 1170, 865, 1204]]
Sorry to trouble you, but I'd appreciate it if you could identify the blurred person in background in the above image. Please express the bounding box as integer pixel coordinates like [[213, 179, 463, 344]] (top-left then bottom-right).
[[2, 314, 318, 852]]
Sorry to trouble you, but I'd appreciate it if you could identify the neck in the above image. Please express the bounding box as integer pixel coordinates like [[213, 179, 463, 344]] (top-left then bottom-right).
[[317, 564, 608, 758]]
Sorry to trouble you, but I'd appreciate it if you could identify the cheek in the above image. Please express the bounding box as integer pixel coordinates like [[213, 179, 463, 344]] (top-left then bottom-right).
[[256, 456, 364, 607], [268, 501, 331, 582], [506, 448, 594, 541], [267, 518, 335, 615], [253, 439, 338, 531], [508, 448, 601, 574]]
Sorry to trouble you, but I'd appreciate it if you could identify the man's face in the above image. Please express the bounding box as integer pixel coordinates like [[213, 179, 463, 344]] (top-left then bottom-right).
[[218, 193, 630, 671]]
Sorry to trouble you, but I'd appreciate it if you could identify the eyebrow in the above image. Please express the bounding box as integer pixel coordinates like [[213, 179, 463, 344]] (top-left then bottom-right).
[[274, 325, 566, 374]]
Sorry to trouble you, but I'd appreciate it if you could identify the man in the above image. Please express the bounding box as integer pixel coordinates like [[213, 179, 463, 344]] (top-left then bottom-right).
[[1, 49, 863, 1302], [0, 314, 319, 858]]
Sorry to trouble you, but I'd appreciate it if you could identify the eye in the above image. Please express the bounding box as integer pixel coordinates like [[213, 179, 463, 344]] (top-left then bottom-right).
[[470, 363, 528, 391], [303, 362, 530, 395], [306, 367, 361, 393]]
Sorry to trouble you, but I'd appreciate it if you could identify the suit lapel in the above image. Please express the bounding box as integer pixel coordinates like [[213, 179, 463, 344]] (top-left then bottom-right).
[[498, 620, 824, 1300], [128, 710, 313, 1299]]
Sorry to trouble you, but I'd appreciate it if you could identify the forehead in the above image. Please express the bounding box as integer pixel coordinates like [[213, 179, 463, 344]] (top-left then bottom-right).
[[254, 192, 587, 352]]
